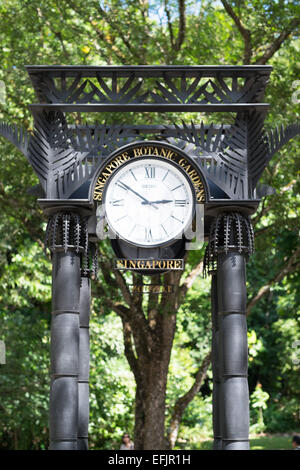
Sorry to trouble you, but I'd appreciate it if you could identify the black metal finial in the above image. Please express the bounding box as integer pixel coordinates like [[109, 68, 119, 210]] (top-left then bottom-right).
[[204, 212, 254, 276]]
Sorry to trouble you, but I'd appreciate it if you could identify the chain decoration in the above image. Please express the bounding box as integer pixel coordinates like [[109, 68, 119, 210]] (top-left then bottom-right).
[[45, 212, 87, 253], [44, 212, 99, 279], [204, 212, 254, 276], [82, 242, 98, 279]]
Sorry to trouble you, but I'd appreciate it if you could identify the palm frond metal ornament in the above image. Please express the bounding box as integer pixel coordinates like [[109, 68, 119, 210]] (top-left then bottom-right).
[[0, 65, 299, 450]]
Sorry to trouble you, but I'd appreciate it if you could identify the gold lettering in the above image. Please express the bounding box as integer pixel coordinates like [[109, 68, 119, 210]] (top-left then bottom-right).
[[166, 150, 175, 159], [95, 178, 106, 189], [101, 171, 111, 179], [196, 190, 205, 202], [187, 169, 197, 178], [133, 147, 143, 157], [116, 259, 125, 269], [178, 158, 187, 166]]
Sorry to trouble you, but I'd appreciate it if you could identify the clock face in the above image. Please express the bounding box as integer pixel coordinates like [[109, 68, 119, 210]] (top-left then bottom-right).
[[103, 157, 195, 247]]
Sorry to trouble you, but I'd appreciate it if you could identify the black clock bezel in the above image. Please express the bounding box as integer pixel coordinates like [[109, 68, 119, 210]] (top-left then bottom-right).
[[102, 155, 197, 249]]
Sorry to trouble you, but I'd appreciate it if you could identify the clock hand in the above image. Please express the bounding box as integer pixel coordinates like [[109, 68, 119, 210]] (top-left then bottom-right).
[[118, 182, 159, 210], [141, 199, 173, 204]]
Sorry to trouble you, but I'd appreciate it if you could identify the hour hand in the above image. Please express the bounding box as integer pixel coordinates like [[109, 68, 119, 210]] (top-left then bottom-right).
[[142, 199, 173, 204]]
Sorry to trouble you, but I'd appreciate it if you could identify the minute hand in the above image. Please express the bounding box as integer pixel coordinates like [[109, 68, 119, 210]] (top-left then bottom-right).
[[118, 182, 158, 210]]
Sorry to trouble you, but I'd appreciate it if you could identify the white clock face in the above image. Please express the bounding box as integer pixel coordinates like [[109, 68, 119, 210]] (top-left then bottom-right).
[[103, 157, 195, 247]]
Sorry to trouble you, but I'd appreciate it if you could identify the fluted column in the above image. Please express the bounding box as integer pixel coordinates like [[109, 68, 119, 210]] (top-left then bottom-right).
[[205, 212, 254, 450], [50, 250, 81, 450], [211, 273, 222, 450], [77, 275, 91, 450], [218, 251, 249, 449], [45, 212, 89, 450]]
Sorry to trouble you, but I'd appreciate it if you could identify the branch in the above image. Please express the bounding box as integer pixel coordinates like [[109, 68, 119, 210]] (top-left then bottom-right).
[[64, 1, 127, 63], [36, 7, 70, 61], [247, 246, 300, 316], [98, 258, 118, 290], [179, 259, 203, 301], [164, 0, 175, 48], [131, 272, 143, 311], [175, 0, 186, 52], [159, 268, 183, 313], [94, 284, 131, 318], [167, 351, 212, 449], [221, 0, 252, 63], [147, 273, 161, 323], [96, 4, 139, 60], [255, 18, 300, 65], [121, 317, 140, 383], [114, 269, 132, 306]]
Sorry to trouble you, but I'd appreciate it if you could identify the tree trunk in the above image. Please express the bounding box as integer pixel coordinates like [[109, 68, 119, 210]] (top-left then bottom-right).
[[132, 325, 175, 449], [142, 356, 169, 449], [99, 269, 192, 450], [133, 381, 146, 449]]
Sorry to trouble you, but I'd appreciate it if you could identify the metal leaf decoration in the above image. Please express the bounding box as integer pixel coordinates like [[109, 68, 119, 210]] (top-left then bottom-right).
[[248, 114, 300, 191], [0, 121, 29, 157], [164, 119, 248, 199], [165, 116, 299, 199], [29, 69, 269, 105], [28, 110, 92, 198], [267, 123, 300, 159]]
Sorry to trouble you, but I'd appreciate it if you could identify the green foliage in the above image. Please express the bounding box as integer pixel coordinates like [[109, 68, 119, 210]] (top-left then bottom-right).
[[198, 434, 296, 450], [250, 384, 270, 433], [88, 313, 135, 449]]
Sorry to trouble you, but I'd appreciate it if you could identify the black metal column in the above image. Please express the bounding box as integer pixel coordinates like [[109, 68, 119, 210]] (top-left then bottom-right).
[[77, 275, 91, 450], [205, 212, 254, 451], [217, 251, 249, 450], [50, 249, 81, 450], [46, 212, 90, 450], [211, 273, 222, 450]]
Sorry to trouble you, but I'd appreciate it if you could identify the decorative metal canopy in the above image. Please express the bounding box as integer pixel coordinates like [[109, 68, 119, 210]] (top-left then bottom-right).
[[1, 65, 298, 221]]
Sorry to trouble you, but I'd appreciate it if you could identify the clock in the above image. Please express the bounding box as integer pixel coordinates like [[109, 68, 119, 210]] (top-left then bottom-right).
[[103, 156, 195, 247]]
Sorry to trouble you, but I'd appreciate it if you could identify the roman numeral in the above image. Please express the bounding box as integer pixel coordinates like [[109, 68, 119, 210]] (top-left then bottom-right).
[[161, 224, 168, 236], [175, 200, 187, 206], [111, 199, 124, 206], [145, 166, 155, 178], [130, 170, 137, 181], [115, 215, 127, 222], [116, 181, 128, 190], [171, 215, 184, 223], [162, 170, 169, 181], [171, 184, 183, 191], [145, 227, 153, 241], [128, 224, 136, 236]]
